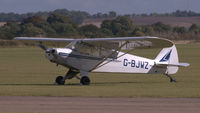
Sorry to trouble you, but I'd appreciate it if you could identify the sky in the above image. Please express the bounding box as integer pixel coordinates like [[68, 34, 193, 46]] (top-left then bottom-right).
[[0, 0, 199, 14]]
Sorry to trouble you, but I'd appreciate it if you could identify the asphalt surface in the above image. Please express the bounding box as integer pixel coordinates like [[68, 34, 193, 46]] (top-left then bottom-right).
[[0, 96, 200, 113]]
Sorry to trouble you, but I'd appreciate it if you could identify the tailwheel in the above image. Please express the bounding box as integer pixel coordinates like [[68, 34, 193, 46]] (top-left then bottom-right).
[[80, 76, 90, 85], [55, 76, 65, 85], [165, 74, 176, 83], [170, 77, 176, 82]]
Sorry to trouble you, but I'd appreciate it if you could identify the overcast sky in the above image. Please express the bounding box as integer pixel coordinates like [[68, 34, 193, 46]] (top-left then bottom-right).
[[0, 0, 199, 14]]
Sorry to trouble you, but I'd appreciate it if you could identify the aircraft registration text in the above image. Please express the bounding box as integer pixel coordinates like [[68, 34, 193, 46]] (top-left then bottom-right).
[[123, 59, 149, 69]]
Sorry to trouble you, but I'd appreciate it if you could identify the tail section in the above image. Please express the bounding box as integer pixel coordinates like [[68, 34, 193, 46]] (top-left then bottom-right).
[[154, 45, 189, 74]]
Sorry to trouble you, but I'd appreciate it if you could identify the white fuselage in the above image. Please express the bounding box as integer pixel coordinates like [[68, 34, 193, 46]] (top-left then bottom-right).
[[93, 52, 166, 74], [45, 48, 167, 74]]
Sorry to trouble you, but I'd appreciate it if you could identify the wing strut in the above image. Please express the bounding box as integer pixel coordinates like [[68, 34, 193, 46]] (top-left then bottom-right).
[[90, 41, 129, 71], [94, 47, 136, 70]]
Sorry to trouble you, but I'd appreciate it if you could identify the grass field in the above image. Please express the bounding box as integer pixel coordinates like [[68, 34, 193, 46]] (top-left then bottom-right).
[[0, 43, 199, 98]]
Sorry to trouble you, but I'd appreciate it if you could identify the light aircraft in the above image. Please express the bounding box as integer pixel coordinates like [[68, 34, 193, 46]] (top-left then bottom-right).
[[14, 36, 189, 85]]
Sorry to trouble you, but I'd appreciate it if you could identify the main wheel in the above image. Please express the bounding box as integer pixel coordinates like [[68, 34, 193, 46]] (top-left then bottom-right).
[[55, 76, 65, 85], [80, 76, 90, 85]]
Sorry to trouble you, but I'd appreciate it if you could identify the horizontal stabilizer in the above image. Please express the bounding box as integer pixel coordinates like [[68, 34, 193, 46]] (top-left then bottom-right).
[[156, 62, 190, 67], [178, 62, 190, 67]]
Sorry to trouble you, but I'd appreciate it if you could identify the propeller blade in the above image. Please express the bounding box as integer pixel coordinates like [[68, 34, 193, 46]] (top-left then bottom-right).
[[37, 43, 47, 51]]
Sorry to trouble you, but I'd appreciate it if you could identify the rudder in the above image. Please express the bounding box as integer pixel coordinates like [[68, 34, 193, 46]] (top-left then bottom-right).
[[154, 45, 179, 74]]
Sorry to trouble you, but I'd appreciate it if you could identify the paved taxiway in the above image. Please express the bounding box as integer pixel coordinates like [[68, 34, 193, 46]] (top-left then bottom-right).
[[0, 96, 199, 113]]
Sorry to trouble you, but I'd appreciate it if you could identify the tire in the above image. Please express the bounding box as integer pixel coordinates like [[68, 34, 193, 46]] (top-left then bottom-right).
[[55, 76, 65, 85], [80, 76, 90, 85]]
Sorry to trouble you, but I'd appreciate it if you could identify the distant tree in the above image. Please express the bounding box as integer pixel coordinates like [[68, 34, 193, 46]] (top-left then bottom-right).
[[108, 11, 117, 18], [51, 22, 79, 37], [101, 20, 112, 30], [150, 13, 158, 17], [116, 30, 130, 37], [52, 9, 70, 15], [131, 14, 136, 17], [171, 10, 200, 17], [114, 16, 134, 30], [135, 31, 145, 36], [20, 16, 57, 37], [102, 16, 134, 36], [141, 25, 154, 35], [47, 14, 79, 36], [20, 23, 46, 37], [0, 9, 91, 24], [101, 28, 113, 36], [152, 22, 171, 33], [101, 19, 113, 36], [131, 26, 146, 36], [111, 22, 122, 35], [52, 9, 90, 24], [141, 13, 148, 17], [0, 22, 21, 39], [38, 23, 57, 37], [79, 24, 103, 38], [22, 16, 45, 24], [47, 14, 74, 25], [189, 24, 200, 34], [173, 26, 187, 34], [47, 14, 77, 29], [0, 13, 23, 22]]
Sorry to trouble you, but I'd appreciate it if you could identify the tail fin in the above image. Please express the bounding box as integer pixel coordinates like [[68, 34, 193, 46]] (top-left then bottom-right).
[[154, 45, 189, 74]]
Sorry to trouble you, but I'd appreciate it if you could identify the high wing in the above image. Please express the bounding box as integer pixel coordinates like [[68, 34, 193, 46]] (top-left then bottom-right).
[[14, 36, 174, 71], [14, 36, 173, 49], [14, 36, 174, 60]]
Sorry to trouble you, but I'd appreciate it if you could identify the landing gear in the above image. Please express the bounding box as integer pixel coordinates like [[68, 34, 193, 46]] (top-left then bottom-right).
[[54, 69, 79, 85], [80, 76, 90, 85], [55, 76, 65, 85], [165, 74, 176, 82], [54, 69, 91, 85], [80, 71, 90, 85]]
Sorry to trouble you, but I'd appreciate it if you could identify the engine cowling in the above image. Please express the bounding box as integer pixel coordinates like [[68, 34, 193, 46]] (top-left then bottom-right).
[[45, 48, 72, 62]]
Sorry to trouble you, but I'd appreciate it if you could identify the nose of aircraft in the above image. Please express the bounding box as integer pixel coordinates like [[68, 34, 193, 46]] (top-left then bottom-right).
[[46, 48, 56, 54], [45, 48, 73, 63], [45, 48, 57, 62]]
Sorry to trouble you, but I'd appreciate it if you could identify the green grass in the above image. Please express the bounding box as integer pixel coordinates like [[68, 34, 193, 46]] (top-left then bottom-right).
[[0, 44, 199, 98]]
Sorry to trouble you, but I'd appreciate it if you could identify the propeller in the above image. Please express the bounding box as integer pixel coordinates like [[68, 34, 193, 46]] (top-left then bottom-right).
[[37, 42, 57, 59], [37, 43, 47, 51]]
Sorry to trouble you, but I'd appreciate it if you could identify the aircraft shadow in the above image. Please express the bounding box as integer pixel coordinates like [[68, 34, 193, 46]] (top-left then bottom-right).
[[0, 84, 54, 86], [0, 81, 145, 86], [0, 81, 163, 86], [91, 81, 141, 85]]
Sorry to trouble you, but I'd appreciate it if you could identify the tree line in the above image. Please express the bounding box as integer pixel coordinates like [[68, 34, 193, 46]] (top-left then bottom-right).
[[0, 14, 200, 40], [0, 9, 115, 24], [1, 9, 200, 24]]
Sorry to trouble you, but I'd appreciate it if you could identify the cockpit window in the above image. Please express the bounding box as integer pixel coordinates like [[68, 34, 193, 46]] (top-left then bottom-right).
[[74, 41, 119, 59]]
